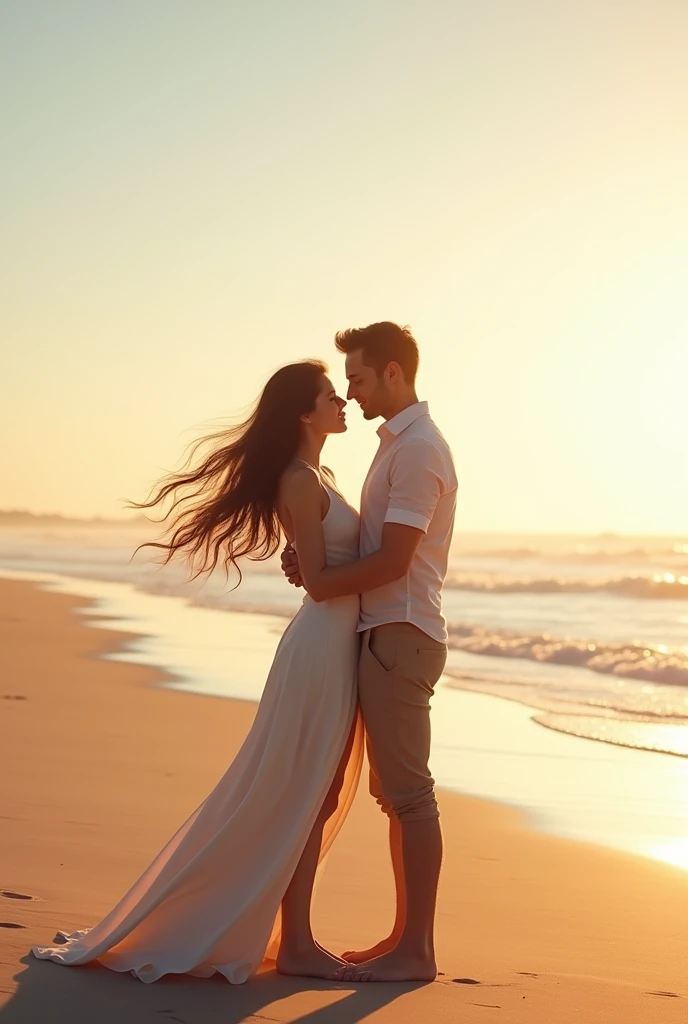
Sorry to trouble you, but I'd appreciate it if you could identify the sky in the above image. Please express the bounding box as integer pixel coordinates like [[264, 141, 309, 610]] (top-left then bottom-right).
[[2, 0, 687, 534]]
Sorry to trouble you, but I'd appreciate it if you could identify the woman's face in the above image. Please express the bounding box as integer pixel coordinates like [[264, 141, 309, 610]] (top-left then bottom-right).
[[305, 375, 348, 435]]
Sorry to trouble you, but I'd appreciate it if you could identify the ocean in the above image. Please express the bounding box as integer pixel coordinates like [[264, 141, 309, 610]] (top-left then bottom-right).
[[2, 521, 687, 871]]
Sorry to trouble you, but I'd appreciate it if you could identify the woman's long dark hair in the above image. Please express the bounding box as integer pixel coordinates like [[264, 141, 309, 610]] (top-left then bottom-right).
[[128, 359, 327, 583]]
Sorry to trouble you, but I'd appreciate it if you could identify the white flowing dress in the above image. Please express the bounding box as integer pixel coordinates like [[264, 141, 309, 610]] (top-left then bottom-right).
[[32, 484, 364, 984]]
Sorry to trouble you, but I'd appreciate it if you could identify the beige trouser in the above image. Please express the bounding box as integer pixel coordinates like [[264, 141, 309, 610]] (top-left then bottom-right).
[[358, 622, 448, 822]]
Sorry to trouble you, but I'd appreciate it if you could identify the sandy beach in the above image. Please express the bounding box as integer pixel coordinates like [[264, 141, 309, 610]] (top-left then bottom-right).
[[1, 576, 687, 1023]]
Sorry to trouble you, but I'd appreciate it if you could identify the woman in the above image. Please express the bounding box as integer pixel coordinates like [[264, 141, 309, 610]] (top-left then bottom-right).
[[32, 360, 365, 983]]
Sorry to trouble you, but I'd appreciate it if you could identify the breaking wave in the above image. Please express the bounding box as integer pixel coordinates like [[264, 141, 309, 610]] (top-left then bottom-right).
[[446, 623, 688, 687]]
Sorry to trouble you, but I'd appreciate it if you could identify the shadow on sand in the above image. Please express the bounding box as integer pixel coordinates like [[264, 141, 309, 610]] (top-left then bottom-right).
[[1, 955, 424, 1024]]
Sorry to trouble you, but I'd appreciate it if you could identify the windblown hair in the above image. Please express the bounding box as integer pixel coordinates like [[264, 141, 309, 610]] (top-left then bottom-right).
[[334, 321, 419, 383], [127, 360, 327, 584]]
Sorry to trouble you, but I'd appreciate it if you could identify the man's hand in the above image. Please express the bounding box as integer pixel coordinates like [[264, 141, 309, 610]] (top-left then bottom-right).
[[280, 542, 304, 588]]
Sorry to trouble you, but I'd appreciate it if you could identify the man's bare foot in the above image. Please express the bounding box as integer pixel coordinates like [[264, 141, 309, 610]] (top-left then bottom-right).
[[276, 942, 348, 980], [331, 948, 437, 983], [340, 936, 398, 964]]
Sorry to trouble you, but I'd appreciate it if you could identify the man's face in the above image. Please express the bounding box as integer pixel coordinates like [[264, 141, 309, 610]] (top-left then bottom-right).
[[344, 349, 390, 420]]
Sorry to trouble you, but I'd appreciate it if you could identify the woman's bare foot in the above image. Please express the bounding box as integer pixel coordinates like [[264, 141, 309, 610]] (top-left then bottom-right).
[[340, 935, 399, 964], [331, 948, 437, 983], [277, 942, 348, 980]]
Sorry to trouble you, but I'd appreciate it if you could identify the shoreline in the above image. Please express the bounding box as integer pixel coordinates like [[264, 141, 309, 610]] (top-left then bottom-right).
[[5, 568, 688, 874], [4, 560, 687, 763], [2, 577, 688, 1021]]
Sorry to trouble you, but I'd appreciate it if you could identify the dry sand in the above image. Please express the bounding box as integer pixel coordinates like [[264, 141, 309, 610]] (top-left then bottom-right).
[[1, 576, 686, 1023]]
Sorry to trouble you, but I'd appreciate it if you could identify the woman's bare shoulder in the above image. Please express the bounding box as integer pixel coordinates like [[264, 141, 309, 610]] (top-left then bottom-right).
[[279, 462, 322, 504]]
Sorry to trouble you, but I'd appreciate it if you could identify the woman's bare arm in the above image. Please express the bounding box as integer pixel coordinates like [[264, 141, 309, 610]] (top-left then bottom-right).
[[280, 468, 329, 596]]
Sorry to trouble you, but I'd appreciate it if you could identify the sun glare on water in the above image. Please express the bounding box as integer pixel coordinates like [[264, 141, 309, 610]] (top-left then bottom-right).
[[649, 838, 688, 872]]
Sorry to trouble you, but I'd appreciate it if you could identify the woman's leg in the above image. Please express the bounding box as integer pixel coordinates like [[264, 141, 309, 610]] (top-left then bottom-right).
[[276, 714, 358, 978], [341, 812, 406, 962]]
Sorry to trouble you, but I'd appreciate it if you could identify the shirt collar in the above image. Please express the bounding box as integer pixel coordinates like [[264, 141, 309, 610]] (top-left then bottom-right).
[[377, 401, 429, 440]]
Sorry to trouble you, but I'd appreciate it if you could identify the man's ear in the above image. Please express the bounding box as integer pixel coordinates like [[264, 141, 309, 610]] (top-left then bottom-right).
[[386, 361, 402, 385]]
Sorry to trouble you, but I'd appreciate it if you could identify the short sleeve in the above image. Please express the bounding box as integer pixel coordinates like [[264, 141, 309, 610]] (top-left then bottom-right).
[[385, 441, 447, 533]]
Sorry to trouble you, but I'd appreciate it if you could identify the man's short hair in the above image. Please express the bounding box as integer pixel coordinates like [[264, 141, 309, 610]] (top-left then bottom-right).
[[334, 321, 419, 383]]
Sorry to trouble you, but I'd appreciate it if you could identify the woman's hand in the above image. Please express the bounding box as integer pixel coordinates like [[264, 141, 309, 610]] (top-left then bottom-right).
[[281, 542, 303, 588]]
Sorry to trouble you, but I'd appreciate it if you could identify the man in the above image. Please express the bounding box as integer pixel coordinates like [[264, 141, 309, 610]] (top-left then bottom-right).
[[281, 321, 457, 983]]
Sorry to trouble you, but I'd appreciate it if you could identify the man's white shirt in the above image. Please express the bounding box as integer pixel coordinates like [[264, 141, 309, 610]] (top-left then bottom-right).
[[358, 401, 457, 643]]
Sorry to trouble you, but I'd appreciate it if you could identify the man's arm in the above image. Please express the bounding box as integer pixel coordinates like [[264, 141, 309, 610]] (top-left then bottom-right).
[[295, 439, 447, 602], [280, 525, 421, 597], [307, 522, 423, 601], [282, 471, 424, 602]]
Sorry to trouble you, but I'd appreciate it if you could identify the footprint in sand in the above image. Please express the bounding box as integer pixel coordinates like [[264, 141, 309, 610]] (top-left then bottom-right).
[[0, 922, 26, 929], [647, 991, 679, 998], [1, 891, 39, 901], [452, 978, 481, 985], [1, 695, 27, 700]]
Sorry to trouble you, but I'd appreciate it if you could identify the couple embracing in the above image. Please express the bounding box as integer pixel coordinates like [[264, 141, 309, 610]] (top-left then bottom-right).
[[32, 322, 458, 985]]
